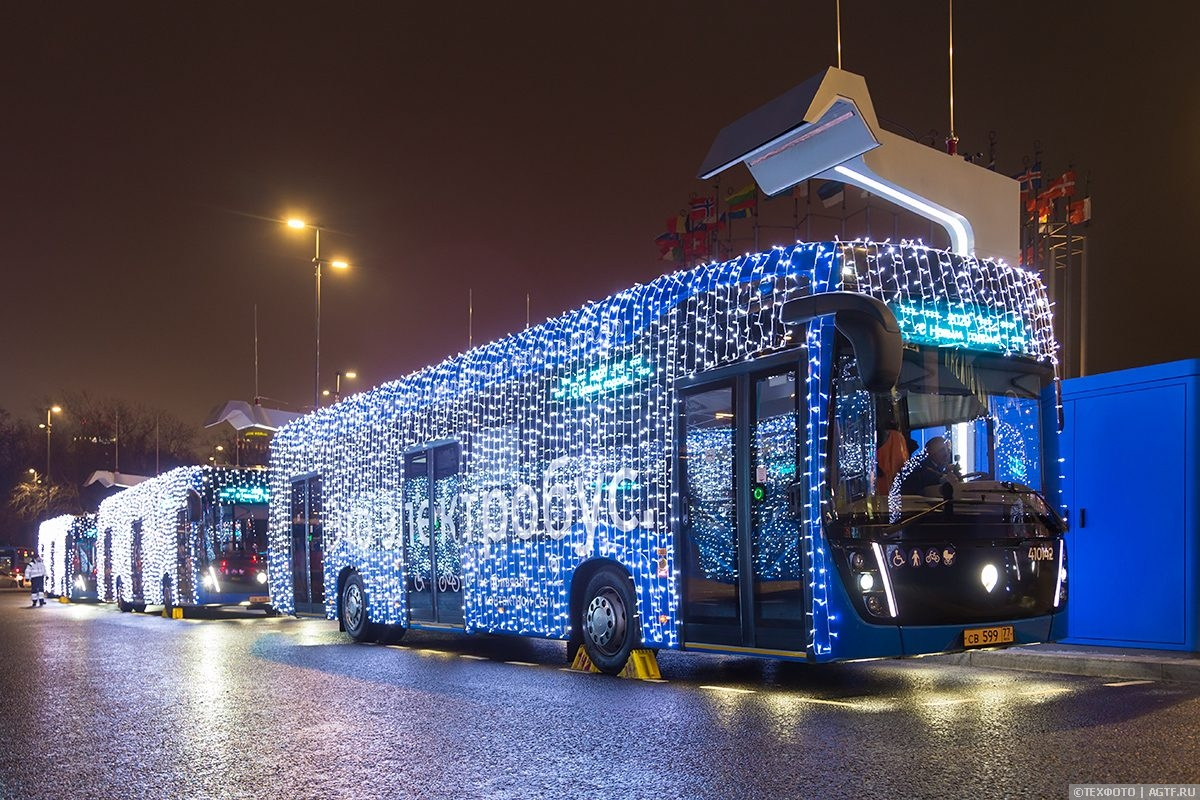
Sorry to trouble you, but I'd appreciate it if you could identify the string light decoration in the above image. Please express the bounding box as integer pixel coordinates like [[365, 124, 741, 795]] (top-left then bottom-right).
[[95, 467, 270, 607], [268, 239, 1056, 659], [37, 513, 96, 599]]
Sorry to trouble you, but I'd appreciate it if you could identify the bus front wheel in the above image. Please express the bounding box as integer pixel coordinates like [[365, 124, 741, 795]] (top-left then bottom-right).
[[581, 566, 638, 675], [340, 573, 376, 643]]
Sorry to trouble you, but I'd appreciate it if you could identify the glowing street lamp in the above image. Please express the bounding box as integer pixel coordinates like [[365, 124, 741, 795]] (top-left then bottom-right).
[[286, 218, 350, 411], [335, 370, 356, 404], [38, 405, 61, 516], [321, 371, 358, 405]]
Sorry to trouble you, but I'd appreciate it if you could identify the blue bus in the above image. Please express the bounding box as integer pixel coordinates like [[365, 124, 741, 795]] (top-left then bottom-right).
[[95, 466, 272, 613], [267, 241, 1066, 673], [37, 514, 99, 600]]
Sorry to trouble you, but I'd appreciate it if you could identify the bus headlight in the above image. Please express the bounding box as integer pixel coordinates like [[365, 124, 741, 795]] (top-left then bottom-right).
[[858, 573, 875, 592], [203, 567, 221, 592], [980, 564, 999, 593], [256, 571, 268, 585]]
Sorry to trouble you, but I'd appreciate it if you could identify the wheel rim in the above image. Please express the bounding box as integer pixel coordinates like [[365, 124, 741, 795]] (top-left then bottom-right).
[[344, 583, 364, 631], [585, 587, 626, 656]]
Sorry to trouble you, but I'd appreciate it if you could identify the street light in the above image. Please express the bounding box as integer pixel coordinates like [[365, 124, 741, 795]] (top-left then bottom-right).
[[321, 371, 358, 404], [38, 405, 61, 516], [333, 371, 355, 402], [286, 219, 350, 412]]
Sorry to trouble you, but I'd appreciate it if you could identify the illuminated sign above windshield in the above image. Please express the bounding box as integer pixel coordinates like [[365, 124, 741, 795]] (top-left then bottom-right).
[[888, 300, 1030, 354], [217, 485, 269, 504]]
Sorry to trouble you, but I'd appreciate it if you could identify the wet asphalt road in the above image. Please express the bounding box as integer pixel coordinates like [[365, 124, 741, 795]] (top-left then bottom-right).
[[1, 590, 1199, 800]]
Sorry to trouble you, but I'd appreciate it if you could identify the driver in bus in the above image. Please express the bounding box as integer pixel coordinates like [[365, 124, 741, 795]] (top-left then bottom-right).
[[897, 436, 959, 495]]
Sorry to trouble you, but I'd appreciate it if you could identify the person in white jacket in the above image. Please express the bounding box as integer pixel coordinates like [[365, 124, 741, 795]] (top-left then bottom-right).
[[26, 554, 46, 607]]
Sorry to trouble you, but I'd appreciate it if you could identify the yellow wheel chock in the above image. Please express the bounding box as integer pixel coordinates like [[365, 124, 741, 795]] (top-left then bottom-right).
[[570, 646, 661, 680]]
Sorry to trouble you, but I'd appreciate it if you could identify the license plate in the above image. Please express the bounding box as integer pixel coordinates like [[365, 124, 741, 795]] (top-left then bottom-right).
[[963, 625, 1014, 648], [249, 595, 271, 605]]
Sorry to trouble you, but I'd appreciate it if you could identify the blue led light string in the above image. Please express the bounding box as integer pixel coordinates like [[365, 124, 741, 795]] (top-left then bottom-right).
[[267, 241, 1057, 659]]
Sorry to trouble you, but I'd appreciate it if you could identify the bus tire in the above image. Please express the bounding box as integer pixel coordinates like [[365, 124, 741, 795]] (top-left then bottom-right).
[[581, 566, 638, 675], [377, 625, 406, 645], [117, 598, 132, 613], [340, 573, 376, 643]]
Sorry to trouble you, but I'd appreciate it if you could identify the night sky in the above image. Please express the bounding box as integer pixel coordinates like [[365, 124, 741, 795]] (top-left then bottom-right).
[[3, 3, 1198, 428]]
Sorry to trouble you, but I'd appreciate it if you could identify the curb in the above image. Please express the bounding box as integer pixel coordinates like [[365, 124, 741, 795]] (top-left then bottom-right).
[[936, 647, 1200, 683]]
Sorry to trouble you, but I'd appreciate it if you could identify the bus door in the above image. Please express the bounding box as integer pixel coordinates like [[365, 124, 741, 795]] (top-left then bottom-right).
[[102, 528, 113, 601], [679, 363, 806, 653], [289, 476, 324, 614], [403, 442, 464, 627], [130, 520, 145, 602]]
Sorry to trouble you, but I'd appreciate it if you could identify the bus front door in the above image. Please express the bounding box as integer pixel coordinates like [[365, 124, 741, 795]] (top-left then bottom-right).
[[403, 443, 464, 628], [679, 365, 806, 653]]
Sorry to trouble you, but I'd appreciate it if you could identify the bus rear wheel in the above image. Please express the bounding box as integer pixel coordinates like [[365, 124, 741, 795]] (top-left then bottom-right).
[[581, 566, 638, 675], [340, 573, 376, 643]]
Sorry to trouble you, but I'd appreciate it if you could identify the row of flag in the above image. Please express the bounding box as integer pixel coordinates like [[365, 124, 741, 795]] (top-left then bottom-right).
[[654, 180, 849, 262], [656, 166, 1091, 263], [1014, 164, 1091, 225]]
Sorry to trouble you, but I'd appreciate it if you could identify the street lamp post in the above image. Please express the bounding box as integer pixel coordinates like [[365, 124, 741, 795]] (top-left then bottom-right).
[[287, 219, 349, 411], [39, 405, 61, 517], [334, 370, 357, 404]]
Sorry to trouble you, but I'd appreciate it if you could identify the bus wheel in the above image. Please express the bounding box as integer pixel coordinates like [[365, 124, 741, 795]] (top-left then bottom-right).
[[340, 573, 375, 643], [377, 625, 407, 645], [581, 567, 638, 675], [117, 599, 132, 613]]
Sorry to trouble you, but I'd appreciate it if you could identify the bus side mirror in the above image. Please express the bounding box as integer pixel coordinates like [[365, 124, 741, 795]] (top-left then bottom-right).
[[779, 292, 902, 392]]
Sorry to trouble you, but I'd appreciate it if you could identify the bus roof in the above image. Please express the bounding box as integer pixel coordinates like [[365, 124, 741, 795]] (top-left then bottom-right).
[[281, 240, 1055, 438]]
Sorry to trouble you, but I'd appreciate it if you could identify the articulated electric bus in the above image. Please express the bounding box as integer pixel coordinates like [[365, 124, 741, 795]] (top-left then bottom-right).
[[96, 466, 272, 613], [267, 240, 1066, 673], [37, 514, 99, 600]]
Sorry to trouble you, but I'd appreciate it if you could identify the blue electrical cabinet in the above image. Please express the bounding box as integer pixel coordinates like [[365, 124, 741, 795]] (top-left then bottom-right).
[[1047, 359, 1200, 651]]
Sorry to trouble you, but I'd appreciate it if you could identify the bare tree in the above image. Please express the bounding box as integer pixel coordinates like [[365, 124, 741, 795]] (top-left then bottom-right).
[[7, 471, 81, 520]]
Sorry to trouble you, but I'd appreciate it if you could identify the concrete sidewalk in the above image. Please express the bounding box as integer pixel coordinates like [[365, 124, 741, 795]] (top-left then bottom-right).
[[938, 643, 1200, 683]]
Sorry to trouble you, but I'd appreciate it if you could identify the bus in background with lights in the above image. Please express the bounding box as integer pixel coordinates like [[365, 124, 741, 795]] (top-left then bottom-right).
[[0, 545, 35, 588], [96, 466, 273, 614], [267, 240, 1067, 674], [37, 514, 99, 601]]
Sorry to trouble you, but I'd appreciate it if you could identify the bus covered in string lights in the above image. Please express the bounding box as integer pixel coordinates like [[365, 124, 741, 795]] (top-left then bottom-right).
[[267, 240, 1067, 673], [37, 514, 99, 601], [96, 466, 273, 613]]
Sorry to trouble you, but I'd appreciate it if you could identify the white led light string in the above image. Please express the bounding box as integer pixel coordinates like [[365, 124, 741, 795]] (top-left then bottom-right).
[[268, 241, 1057, 659]]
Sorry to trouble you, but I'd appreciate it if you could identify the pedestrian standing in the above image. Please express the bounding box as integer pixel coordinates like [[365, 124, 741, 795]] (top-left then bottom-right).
[[26, 554, 46, 607]]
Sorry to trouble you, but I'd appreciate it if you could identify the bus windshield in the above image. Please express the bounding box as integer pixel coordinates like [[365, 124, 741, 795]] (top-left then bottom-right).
[[829, 342, 1053, 520]]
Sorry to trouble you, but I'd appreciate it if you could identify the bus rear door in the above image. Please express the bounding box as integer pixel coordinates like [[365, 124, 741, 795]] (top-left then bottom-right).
[[403, 442, 464, 628]]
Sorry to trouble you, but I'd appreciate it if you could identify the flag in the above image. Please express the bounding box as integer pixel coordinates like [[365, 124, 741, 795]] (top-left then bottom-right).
[[683, 230, 708, 260], [688, 194, 716, 224], [1035, 194, 1053, 223], [1068, 197, 1091, 225], [725, 184, 757, 214], [1044, 170, 1077, 200], [656, 218, 683, 261], [655, 231, 682, 261], [1014, 162, 1043, 211], [817, 180, 844, 208], [1013, 162, 1042, 192]]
